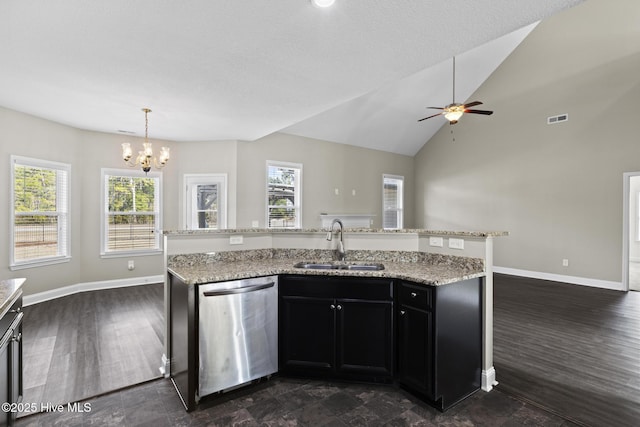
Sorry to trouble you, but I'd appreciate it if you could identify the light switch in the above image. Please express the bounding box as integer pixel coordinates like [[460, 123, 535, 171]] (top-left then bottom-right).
[[449, 238, 464, 250], [429, 237, 443, 247], [230, 235, 244, 245]]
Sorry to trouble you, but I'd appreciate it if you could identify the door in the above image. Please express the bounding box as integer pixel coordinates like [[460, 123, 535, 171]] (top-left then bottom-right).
[[279, 296, 335, 374], [184, 174, 227, 230], [336, 299, 393, 378], [397, 305, 434, 398]]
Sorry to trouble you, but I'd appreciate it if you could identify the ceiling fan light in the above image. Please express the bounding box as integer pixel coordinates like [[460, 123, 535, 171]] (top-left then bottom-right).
[[311, 0, 335, 8], [444, 111, 463, 122]]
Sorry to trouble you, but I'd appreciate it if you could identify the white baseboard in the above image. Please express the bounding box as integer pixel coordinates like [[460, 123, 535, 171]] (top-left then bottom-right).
[[481, 367, 497, 392], [493, 266, 623, 291], [23, 275, 164, 306]]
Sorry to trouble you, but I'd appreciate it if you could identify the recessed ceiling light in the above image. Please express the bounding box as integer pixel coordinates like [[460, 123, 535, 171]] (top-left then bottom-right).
[[311, 0, 335, 8]]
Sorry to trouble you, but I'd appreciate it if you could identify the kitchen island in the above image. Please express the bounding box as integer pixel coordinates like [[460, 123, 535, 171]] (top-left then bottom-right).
[[167, 248, 487, 412]]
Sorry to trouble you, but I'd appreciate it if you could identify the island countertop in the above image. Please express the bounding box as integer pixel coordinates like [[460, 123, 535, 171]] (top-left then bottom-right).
[[167, 249, 485, 287], [0, 278, 25, 319]]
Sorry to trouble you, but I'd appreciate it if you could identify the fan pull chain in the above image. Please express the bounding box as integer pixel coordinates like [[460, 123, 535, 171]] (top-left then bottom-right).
[[451, 127, 455, 143]]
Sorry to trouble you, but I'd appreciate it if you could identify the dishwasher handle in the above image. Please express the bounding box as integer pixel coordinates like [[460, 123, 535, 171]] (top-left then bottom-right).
[[202, 281, 275, 297]]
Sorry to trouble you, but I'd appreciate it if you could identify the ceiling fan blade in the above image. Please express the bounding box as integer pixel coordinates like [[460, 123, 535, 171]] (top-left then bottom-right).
[[465, 109, 494, 115], [427, 107, 444, 110], [418, 112, 444, 122], [463, 101, 483, 108]]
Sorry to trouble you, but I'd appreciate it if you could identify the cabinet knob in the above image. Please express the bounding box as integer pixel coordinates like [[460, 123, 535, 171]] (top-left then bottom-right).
[[400, 310, 406, 316], [330, 304, 336, 310], [410, 292, 417, 298], [336, 305, 342, 310]]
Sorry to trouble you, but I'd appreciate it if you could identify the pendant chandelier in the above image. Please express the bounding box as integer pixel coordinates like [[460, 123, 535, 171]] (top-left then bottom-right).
[[121, 108, 170, 173]]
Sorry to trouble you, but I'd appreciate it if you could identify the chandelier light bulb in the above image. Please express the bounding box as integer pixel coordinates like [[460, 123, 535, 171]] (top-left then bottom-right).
[[120, 108, 171, 173]]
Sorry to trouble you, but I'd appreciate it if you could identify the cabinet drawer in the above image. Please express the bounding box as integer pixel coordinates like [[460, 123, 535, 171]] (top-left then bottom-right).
[[398, 283, 431, 310], [280, 275, 393, 301]]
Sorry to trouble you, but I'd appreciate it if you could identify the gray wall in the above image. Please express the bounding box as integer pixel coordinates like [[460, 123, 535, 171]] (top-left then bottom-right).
[[0, 107, 175, 294], [1, 108, 413, 295], [413, 0, 640, 283], [236, 132, 414, 229]]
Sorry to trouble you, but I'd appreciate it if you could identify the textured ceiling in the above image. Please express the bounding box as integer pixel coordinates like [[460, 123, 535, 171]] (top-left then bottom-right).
[[0, 0, 583, 154]]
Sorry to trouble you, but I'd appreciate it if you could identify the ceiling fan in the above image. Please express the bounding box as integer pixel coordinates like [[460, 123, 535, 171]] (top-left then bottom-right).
[[418, 57, 493, 125]]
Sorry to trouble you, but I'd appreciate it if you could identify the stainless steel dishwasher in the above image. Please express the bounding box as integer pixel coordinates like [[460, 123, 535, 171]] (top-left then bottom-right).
[[197, 275, 278, 399]]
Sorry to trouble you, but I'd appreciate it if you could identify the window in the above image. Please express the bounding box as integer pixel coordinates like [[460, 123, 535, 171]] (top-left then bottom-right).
[[101, 169, 162, 256], [383, 174, 403, 230], [184, 174, 227, 230], [267, 161, 302, 229], [10, 156, 70, 269]]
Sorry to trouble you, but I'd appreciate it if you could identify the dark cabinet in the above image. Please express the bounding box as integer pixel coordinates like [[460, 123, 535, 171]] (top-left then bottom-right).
[[1, 296, 23, 427], [279, 275, 394, 382], [396, 278, 482, 411], [397, 301, 433, 398]]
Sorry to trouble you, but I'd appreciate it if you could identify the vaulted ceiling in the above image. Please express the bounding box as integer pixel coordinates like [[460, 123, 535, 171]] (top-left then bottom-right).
[[0, 0, 583, 155]]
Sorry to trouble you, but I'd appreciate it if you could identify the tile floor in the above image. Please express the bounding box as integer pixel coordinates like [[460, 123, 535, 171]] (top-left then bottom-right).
[[16, 376, 577, 426]]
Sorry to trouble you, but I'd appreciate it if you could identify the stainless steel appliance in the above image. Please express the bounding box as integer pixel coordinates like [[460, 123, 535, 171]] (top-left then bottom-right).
[[197, 275, 278, 398]]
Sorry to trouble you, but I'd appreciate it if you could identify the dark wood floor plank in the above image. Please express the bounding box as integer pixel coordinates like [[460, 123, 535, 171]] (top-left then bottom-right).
[[21, 283, 164, 407], [494, 274, 640, 427]]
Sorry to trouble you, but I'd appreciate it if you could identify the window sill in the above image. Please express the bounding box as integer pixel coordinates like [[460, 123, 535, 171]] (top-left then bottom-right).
[[10, 256, 71, 271]]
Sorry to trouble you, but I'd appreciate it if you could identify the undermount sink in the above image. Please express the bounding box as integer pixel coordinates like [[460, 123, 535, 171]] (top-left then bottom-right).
[[293, 261, 385, 271]]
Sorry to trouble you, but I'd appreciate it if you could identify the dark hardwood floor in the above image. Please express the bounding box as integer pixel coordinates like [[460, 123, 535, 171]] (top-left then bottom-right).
[[17, 376, 575, 426], [494, 274, 640, 427], [20, 283, 164, 407], [18, 274, 640, 426]]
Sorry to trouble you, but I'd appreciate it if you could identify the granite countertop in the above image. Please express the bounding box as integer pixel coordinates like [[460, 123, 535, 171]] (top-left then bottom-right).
[[168, 250, 486, 287], [0, 278, 25, 319], [164, 228, 508, 238]]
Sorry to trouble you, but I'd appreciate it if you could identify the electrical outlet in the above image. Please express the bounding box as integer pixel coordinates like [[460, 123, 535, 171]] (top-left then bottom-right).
[[449, 238, 465, 250], [429, 237, 444, 247], [562, 259, 569, 267], [230, 235, 244, 245], [127, 260, 135, 271]]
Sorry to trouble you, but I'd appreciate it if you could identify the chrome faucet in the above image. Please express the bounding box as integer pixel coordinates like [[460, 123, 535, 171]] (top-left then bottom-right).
[[326, 218, 346, 261]]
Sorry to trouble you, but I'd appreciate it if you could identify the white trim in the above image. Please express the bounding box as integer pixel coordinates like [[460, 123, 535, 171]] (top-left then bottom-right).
[[266, 160, 303, 229], [481, 367, 497, 392], [382, 174, 404, 230], [100, 168, 163, 256], [22, 275, 164, 306], [160, 353, 170, 377], [183, 173, 228, 230], [493, 266, 623, 291], [10, 155, 71, 269]]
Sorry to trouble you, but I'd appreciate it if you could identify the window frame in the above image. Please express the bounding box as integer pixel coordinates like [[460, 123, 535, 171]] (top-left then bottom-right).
[[10, 155, 71, 270], [100, 168, 163, 258], [382, 174, 404, 230], [266, 160, 303, 229], [183, 173, 227, 230]]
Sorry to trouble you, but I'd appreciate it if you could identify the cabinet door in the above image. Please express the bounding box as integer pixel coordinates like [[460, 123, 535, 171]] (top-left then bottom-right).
[[397, 305, 434, 398], [1, 330, 9, 427], [336, 299, 393, 379], [279, 296, 335, 375]]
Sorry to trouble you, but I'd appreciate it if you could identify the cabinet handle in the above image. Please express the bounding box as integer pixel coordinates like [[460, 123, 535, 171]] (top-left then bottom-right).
[[12, 332, 22, 343], [10, 307, 22, 313], [336, 305, 342, 310], [410, 292, 417, 298]]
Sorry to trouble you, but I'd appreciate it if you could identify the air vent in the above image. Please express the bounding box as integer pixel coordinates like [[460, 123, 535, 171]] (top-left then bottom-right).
[[547, 113, 568, 125]]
